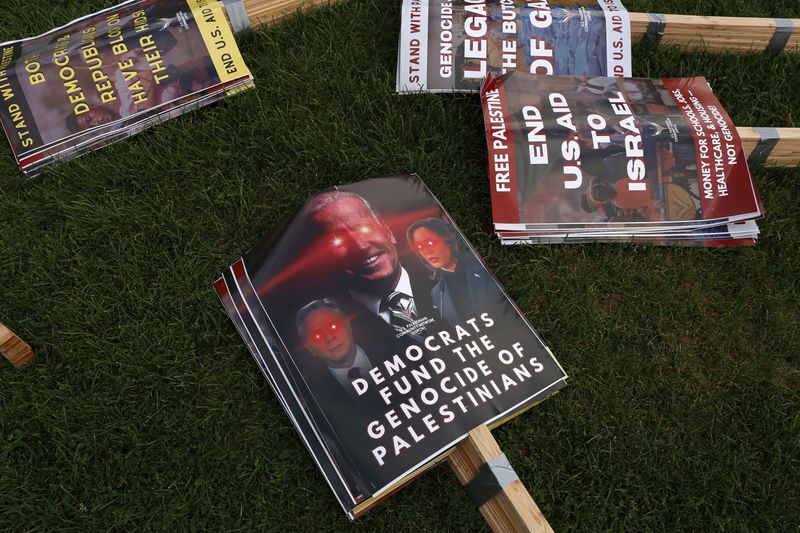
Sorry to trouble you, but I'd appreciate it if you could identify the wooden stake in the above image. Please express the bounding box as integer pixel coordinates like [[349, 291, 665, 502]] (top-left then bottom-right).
[[737, 127, 800, 167], [238, 0, 799, 55], [0, 322, 34, 368], [231, 3, 800, 168], [630, 13, 800, 53], [241, 0, 333, 26], [448, 425, 554, 533]]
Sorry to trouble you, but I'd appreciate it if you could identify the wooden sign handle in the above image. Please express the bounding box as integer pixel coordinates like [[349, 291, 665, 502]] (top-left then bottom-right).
[[237, 1, 799, 57], [241, 0, 333, 26], [630, 13, 799, 53], [0, 322, 34, 369], [738, 127, 800, 168], [449, 425, 554, 533]]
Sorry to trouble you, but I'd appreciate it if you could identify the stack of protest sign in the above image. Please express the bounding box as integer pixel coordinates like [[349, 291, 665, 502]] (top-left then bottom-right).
[[0, 0, 253, 175], [394, 1, 791, 246], [215, 174, 567, 519], [480, 72, 764, 246], [397, 0, 633, 93], [395, 0, 799, 95]]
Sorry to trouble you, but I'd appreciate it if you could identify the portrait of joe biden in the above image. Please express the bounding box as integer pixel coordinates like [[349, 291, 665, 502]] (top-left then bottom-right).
[[300, 190, 435, 342]]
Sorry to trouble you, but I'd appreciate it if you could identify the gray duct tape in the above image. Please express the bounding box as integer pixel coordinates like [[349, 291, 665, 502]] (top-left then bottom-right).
[[223, 0, 252, 33], [645, 13, 667, 46], [464, 454, 519, 508], [766, 19, 794, 55], [748, 127, 781, 167]]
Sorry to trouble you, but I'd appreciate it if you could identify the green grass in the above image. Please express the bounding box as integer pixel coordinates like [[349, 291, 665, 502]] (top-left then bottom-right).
[[1, 0, 798, 530]]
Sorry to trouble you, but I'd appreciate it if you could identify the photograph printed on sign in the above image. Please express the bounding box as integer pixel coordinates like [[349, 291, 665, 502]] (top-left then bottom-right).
[[233, 175, 567, 501], [0, 0, 219, 155], [397, 0, 631, 92], [482, 73, 763, 230]]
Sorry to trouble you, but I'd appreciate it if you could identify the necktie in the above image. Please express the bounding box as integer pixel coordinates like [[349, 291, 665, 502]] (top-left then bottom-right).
[[381, 291, 424, 341], [346, 366, 369, 398], [347, 367, 367, 382]]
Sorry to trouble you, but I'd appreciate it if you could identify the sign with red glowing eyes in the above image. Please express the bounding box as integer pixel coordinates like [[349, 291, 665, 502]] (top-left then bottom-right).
[[215, 174, 567, 520]]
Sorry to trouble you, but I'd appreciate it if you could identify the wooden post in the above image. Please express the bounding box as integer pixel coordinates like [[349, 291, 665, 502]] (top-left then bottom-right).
[[448, 425, 554, 533], [630, 13, 800, 53], [0, 322, 34, 369], [240, 0, 334, 26], [238, 1, 799, 56], [737, 127, 800, 167]]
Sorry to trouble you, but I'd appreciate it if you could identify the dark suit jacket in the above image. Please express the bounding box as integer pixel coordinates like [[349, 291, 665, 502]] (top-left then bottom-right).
[[430, 254, 497, 327], [291, 264, 449, 496], [296, 354, 392, 497], [342, 263, 438, 352]]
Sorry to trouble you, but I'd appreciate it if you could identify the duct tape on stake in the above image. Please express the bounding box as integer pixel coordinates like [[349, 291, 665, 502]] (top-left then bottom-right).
[[464, 453, 520, 507], [223, 0, 252, 33], [644, 13, 666, 46], [767, 19, 794, 55], [748, 127, 781, 167]]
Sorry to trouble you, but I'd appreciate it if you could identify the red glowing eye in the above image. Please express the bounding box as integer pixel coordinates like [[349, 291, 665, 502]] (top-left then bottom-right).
[[427, 240, 434, 247], [332, 237, 343, 247], [313, 333, 322, 340], [359, 225, 371, 234]]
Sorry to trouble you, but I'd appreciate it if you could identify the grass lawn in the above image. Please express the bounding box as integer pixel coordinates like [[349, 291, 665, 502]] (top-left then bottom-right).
[[1, 0, 798, 530]]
